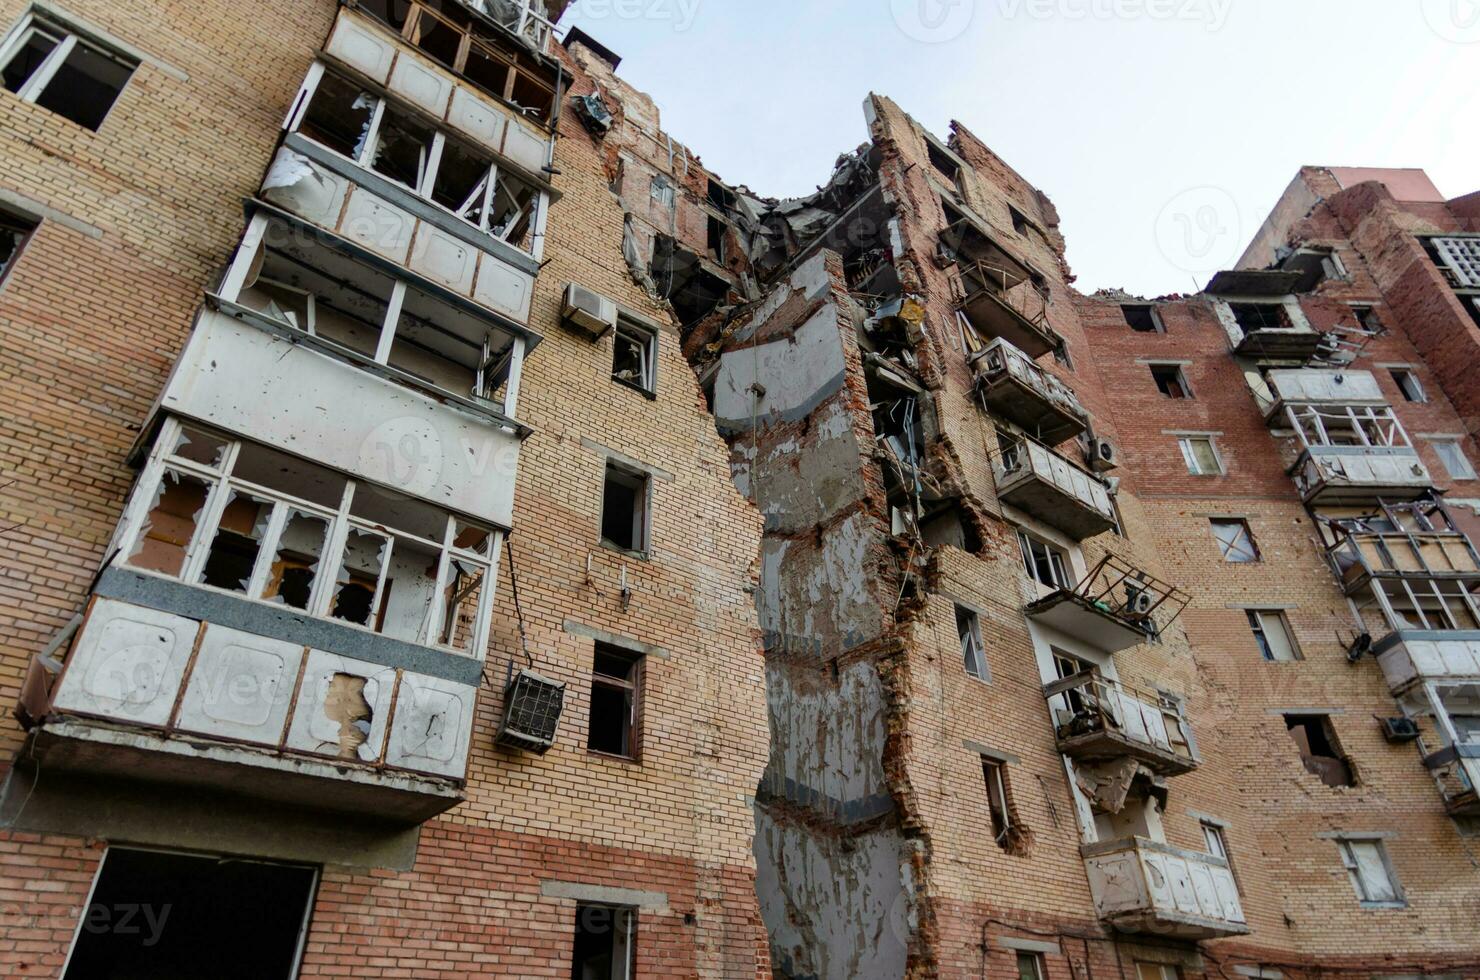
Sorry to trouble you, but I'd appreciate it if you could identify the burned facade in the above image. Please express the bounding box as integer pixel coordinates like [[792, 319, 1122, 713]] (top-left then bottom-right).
[[0, 1, 1478, 977]]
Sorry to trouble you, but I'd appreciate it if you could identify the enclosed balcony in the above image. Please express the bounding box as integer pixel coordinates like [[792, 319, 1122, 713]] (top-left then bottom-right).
[[941, 206, 1062, 359], [1043, 672, 1198, 776], [1324, 498, 1480, 597], [1082, 837, 1248, 940], [970, 337, 1088, 444], [14, 420, 498, 827], [1025, 556, 1190, 655], [1206, 271, 1324, 358], [994, 434, 1115, 541]]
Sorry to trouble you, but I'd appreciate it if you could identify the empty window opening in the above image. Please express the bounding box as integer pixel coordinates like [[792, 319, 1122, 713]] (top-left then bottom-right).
[[981, 757, 1029, 855], [1211, 519, 1260, 562], [1178, 436, 1222, 476], [1431, 439, 1477, 481], [1, 15, 136, 130], [1247, 609, 1299, 662], [1229, 302, 1291, 335], [1052, 649, 1095, 716], [612, 321, 656, 394], [1009, 205, 1032, 237], [601, 462, 650, 554], [1351, 304, 1383, 333], [588, 644, 642, 759], [1285, 714, 1355, 787], [571, 903, 636, 980], [956, 605, 988, 682], [649, 174, 675, 210], [1122, 304, 1162, 332], [706, 215, 727, 264], [0, 206, 37, 286], [62, 847, 316, 980], [1018, 531, 1071, 590], [1150, 364, 1191, 399], [706, 178, 736, 212], [926, 140, 963, 195], [1017, 952, 1047, 980], [1136, 965, 1182, 980], [1390, 369, 1426, 403], [1336, 838, 1403, 907]]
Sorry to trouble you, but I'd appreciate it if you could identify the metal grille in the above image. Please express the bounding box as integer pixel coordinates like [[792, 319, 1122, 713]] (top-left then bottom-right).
[[1433, 237, 1480, 288], [497, 669, 566, 754]]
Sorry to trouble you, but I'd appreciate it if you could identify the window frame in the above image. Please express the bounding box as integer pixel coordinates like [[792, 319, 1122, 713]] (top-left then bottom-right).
[[1247, 609, 1300, 662], [1389, 368, 1426, 403], [1016, 951, 1047, 980], [571, 902, 638, 980], [1430, 438, 1477, 481], [0, 11, 137, 131], [115, 418, 501, 659], [1122, 304, 1163, 333], [1149, 363, 1192, 399], [1017, 530, 1072, 591], [611, 318, 658, 396], [1210, 518, 1260, 563], [587, 643, 644, 762], [1178, 435, 1223, 476], [955, 604, 989, 683], [599, 460, 652, 557], [1336, 837, 1405, 909], [0, 204, 38, 288], [981, 756, 1015, 850]]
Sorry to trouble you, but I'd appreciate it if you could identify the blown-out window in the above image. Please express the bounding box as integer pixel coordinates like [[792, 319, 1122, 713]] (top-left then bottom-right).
[[0, 13, 137, 130]]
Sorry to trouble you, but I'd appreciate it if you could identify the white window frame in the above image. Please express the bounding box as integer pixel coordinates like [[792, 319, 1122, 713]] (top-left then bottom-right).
[[1202, 820, 1229, 860], [982, 756, 1013, 847], [1336, 837, 1405, 908], [612, 319, 657, 394], [1429, 438, 1477, 481], [649, 174, 675, 210], [1247, 609, 1300, 662], [1017, 530, 1071, 590], [0, 12, 136, 128], [600, 461, 652, 556], [1178, 435, 1223, 476], [1389, 368, 1425, 403], [1210, 518, 1259, 562], [1016, 951, 1047, 980], [115, 417, 501, 660], [955, 604, 989, 682], [286, 63, 548, 258]]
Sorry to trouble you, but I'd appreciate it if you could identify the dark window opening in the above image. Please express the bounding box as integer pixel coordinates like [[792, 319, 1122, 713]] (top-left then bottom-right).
[[358, 0, 413, 32], [1150, 364, 1191, 399], [297, 72, 376, 160], [981, 757, 1030, 855], [1230, 302, 1291, 334], [1009, 205, 1032, 236], [1351, 304, 1383, 333], [601, 462, 649, 554], [612, 321, 655, 393], [707, 215, 727, 264], [1390, 369, 1426, 403], [587, 644, 641, 759], [1284, 714, 1356, 787], [1122, 304, 1161, 332], [2, 18, 136, 131], [927, 141, 963, 193], [956, 604, 987, 681], [198, 494, 272, 594], [0, 207, 38, 286], [369, 104, 436, 192], [707, 178, 736, 212], [63, 848, 316, 980], [571, 903, 636, 980]]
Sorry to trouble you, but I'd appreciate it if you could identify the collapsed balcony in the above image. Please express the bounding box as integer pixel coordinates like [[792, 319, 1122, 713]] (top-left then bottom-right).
[[1387, 680, 1480, 817], [1206, 271, 1325, 358], [15, 420, 498, 823], [970, 337, 1088, 444], [941, 204, 1061, 359], [1025, 556, 1189, 655], [1324, 497, 1480, 598], [1081, 837, 1248, 940], [994, 433, 1116, 540], [1044, 672, 1198, 776]]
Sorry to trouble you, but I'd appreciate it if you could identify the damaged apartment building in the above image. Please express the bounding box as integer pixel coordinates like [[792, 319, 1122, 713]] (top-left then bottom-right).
[[1, 0, 1479, 978]]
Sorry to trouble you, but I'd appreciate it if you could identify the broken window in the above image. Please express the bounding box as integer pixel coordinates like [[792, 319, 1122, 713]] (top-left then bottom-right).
[[1351, 304, 1383, 333], [1122, 304, 1162, 333], [1017, 952, 1047, 980], [1009, 205, 1032, 237], [1431, 438, 1477, 481], [122, 420, 498, 656], [1201, 820, 1240, 886], [1018, 531, 1071, 590], [1247, 609, 1299, 662], [1178, 436, 1222, 476], [1390, 368, 1426, 403], [1150, 364, 1191, 399], [926, 140, 963, 196], [588, 644, 642, 759], [611, 320, 656, 394], [601, 461, 650, 554], [1336, 838, 1403, 907], [1211, 519, 1259, 563], [571, 903, 636, 980], [61, 847, 317, 980], [0, 205, 37, 286], [1284, 714, 1355, 787], [368, 102, 436, 192], [649, 174, 675, 210], [981, 756, 1028, 855], [1229, 302, 1291, 334], [0, 14, 136, 131], [1135, 966, 1182, 980], [706, 214, 727, 264], [296, 71, 375, 159], [956, 604, 988, 682], [706, 178, 736, 212]]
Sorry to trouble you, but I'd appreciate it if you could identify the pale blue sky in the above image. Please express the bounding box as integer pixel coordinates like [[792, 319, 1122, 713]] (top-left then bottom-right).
[[561, 0, 1480, 296]]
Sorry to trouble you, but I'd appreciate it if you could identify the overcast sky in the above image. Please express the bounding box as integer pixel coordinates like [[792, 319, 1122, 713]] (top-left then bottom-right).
[[561, 0, 1480, 296]]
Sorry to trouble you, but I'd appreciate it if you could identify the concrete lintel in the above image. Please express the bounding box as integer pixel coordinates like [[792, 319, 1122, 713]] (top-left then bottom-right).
[[563, 619, 670, 659], [0, 186, 104, 239], [581, 437, 676, 483], [1226, 602, 1297, 611], [963, 740, 1019, 765], [1315, 829, 1398, 840], [995, 936, 1061, 956], [1266, 707, 1345, 716], [540, 880, 669, 911]]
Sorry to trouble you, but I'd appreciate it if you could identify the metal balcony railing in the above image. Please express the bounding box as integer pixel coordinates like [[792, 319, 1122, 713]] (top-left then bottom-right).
[[1043, 671, 1198, 775], [970, 337, 1088, 444], [1025, 555, 1190, 655]]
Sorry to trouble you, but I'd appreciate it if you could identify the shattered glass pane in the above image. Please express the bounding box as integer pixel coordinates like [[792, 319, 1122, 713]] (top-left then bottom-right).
[[167, 426, 229, 469], [490, 170, 539, 249], [126, 468, 212, 577], [437, 558, 485, 654], [368, 104, 435, 192], [430, 139, 493, 227], [298, 73, 376, 161], [332, 528, 390, 628], [198, 491, 272, 593], [451, 520, 492, 557], [261, 509, 329, 610]]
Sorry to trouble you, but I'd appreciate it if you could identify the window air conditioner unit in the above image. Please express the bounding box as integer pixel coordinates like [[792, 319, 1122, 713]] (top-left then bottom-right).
[[496, 669, 567, 754], [1123, 581, 1155, 618], [1379, 716, 1420, 744], [1089, 438, 1119, 472], [562, 283, 618, 339]]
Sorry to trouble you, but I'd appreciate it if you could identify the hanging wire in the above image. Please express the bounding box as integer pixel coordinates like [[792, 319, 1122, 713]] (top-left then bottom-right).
[[497, 535, 535, 690]]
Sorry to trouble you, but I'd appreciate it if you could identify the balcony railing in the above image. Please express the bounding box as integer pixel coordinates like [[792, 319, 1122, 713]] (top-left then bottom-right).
[[970, 337, 1088, 444], [954, 260, 1062, 360], [1081, 837, 1248, 939], [1293, 447, 1432, 504], [1375, 632, 1480, 693], [1263, 369, 1387, 422], [994, 434, 1115, 541], [1043, 672, 1198, 776], [1025, 556, 1190, 655], [1325, 501, 1480, 596], [1423, 743, 1480, 817]]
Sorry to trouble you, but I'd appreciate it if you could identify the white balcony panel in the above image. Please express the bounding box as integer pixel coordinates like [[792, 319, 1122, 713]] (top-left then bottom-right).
[[341, 186, 417, 263], [474, 255, 534, 322], [325, 16, 395, 83], [388, 54, 453, 116], [1296, 448, 1432, 502], [385, 672, 477, 778], [1084, 838, 1246, 938], [448, 85, 508, 150], [175, 626, 305, 745], [262, 151, 350, 227], [1378, 634, 1480, 691], [502, 119, 550, 173], [285, 650, 396, 765], [51, 600, 195, 727], [1267, 369, 1384, 406], [162, 310, 520, 527], [411, 224, 480, 294]]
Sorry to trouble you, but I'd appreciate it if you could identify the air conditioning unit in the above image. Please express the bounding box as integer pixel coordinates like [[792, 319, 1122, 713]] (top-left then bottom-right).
[[1089, 438, 1119, 472], [496, 669, 567, 754], [562, 283, 618, 339], [1123, 581, 1155, 618], [1379, 716, 1421, 744]]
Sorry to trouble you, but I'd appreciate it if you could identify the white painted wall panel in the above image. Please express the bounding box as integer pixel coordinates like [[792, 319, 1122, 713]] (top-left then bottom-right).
[[340, 187, 416, 263], [384, 672, 476, 778], [410, 224, 478, 293], [388, 55, 453, 116], [53, 599, 196, 727], [325, 19, 395, 83], [473, 256, 533, 322], [175, 626, 305, 745], [447, 86, 508, 153]]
